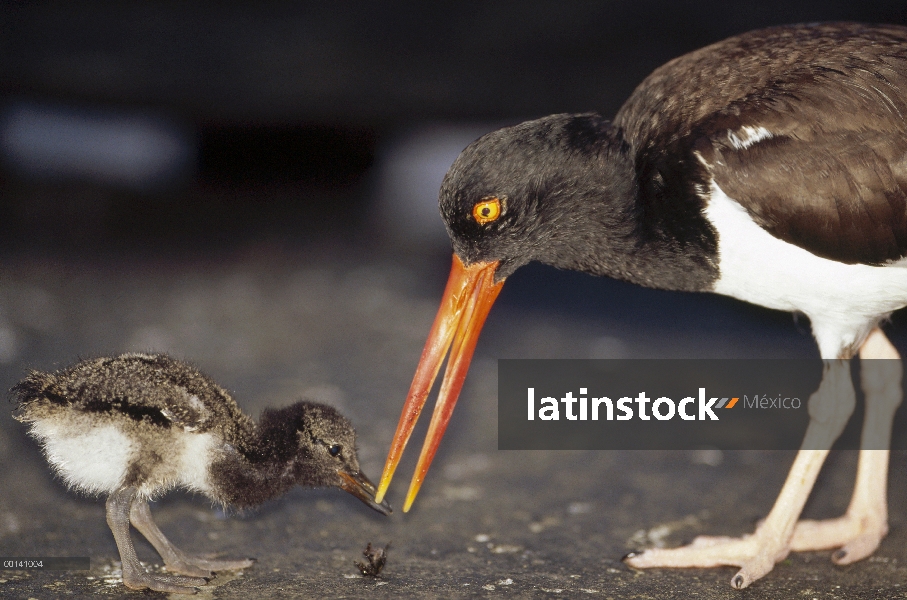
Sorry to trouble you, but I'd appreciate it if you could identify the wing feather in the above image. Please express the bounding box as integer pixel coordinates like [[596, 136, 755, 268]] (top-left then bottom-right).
[[615, 22, 907, 264]]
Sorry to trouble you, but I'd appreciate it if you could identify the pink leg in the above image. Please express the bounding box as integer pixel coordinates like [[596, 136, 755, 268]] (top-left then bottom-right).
[[626, 342, 867, 588], [789, 328, 902, 562]]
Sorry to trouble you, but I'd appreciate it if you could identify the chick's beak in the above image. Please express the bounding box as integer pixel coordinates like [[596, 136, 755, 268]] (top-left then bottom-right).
[[375, 254, 504, 512], [339, 470, 393, 515]]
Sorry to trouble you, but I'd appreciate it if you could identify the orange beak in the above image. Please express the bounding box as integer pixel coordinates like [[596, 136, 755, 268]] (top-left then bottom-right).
[[375, 254, 504, 512]]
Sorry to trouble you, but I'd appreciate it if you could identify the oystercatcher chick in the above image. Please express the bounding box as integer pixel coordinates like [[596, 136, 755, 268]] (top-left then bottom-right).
[[375, 22, 907, 588], [13, 353, 391, 594]]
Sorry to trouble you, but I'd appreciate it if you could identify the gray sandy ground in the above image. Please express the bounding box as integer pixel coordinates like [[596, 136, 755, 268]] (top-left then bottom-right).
[[1, 246, 905, 599]]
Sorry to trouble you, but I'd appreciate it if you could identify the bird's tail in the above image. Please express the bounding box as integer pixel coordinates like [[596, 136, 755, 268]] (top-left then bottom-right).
[[9, 370, 58, 422]]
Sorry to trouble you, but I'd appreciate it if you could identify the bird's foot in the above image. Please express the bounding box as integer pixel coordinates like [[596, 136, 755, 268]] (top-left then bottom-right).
[[163, 554, 256, 578], [623, 524, 790, 589], [121, 564, 209, 594], [789, 511, 887, 564]]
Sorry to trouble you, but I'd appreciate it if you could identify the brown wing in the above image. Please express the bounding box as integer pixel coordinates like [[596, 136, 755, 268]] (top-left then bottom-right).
[[615, 22, 907, 264], [14, 354, 255, 442], [705, 130, 907, 265]]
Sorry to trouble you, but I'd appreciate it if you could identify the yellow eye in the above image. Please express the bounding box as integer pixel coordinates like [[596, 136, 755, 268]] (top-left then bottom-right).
[[472, 197, 502, 225]]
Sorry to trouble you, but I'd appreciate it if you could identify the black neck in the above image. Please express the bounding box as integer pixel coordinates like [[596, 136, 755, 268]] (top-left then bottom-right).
[[208, 410, 304, 508], [536, 119, 719, 292]]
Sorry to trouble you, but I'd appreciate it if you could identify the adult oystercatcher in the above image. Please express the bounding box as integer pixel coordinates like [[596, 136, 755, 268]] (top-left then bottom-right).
[[375, 22, 907, 588], [13, 353, 391, 594]]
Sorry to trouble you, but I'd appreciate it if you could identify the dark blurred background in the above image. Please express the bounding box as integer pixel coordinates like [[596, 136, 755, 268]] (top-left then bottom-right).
[[1, 1, 905, 257]]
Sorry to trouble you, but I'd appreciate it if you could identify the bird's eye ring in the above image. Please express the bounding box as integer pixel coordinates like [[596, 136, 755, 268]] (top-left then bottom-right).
[[329, 444, 342, 457], [472, 197, 502, 225]]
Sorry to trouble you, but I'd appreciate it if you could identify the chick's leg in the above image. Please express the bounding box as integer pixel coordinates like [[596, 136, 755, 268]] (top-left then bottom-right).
[[130, 498, 255, 576], [106, 487, 208, 594]]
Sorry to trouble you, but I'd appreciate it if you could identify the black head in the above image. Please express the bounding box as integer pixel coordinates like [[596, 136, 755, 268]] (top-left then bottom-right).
[[439, 113, 634, 280], [375, 114, 639, 511], [259, 401, 391, 515]]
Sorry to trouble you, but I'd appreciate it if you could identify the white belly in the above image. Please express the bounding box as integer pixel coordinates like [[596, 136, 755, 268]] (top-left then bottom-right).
[[31, 420, 133, 495], [704, 182, 907, 357], [28, 416, 217, 498]]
